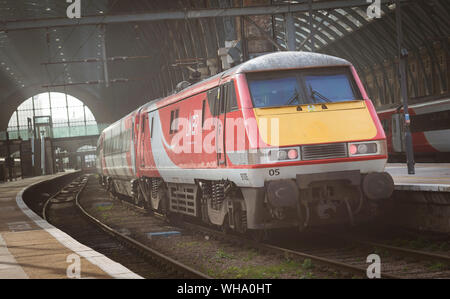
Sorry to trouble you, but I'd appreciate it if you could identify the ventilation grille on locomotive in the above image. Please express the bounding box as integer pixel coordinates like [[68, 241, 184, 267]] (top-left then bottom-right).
[[168, 183, 197, 217], [301, 143, 348, 160]]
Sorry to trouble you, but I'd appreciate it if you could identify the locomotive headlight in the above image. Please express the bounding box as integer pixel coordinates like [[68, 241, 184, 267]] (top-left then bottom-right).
[[275, 149, 288, 160], [348, 141, 385, 156], [260, 147, 301, 163], [357, 143, 369, 154]]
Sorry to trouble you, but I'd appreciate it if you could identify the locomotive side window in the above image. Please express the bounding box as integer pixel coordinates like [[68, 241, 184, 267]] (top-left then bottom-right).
[[220, 84, 227, 114], [201, 100, 206, 128], [150, 117, 154, 138], [207, 87, 220, 116], [169, 110, 174, 134], [169, 109, 179, 134], [226, 81, 238, 112]]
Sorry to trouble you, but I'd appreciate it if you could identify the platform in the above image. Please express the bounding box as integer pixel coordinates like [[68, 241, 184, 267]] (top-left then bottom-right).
[[386, 163, 450, 192], [0, 173, 142, 279]]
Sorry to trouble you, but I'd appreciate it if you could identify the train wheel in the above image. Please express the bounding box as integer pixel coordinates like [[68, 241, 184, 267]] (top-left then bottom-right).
[[221, 217, 231, 234], [107, 180, 117, 200], [135, 189, 145, 208]]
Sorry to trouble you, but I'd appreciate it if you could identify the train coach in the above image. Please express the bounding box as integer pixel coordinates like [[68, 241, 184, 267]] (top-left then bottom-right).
[[97, 51, 394, 236], [377, 97, 450, 162]]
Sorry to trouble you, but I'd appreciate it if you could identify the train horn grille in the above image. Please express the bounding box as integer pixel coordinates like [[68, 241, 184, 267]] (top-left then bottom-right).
[[301, 143, 348, 160]]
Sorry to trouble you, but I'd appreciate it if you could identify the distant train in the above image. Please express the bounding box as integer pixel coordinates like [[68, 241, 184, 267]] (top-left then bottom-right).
[[96, 51, 394, 236], [377, 97, 450, 162]]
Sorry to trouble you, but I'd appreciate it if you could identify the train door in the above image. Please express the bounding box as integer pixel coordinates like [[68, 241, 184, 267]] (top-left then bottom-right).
[[140, 113, 149, 169], [215, 84, 228, 166], [392, 113, 405, 152]]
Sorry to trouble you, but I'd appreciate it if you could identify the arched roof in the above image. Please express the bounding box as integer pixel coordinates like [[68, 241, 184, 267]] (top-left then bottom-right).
[[0, 0, 448, 130]]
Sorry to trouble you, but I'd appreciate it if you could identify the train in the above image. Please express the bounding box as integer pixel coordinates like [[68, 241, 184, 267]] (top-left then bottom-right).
[[377, 97, 450, 162], [96, 51, 394, 236]]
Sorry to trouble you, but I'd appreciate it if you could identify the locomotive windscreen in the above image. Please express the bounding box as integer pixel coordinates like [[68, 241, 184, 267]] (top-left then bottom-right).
[[247, 67, 361, 108]]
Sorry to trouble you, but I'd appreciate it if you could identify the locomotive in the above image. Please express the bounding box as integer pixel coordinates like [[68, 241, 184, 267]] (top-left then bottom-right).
[[96, 51, 394, 235], [377, 97, 450, 162]]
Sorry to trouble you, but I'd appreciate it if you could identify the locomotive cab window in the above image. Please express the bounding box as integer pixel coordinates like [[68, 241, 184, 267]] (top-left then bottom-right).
[[207, 87, 219, 117], [247, 67, 361, 108], [226, 81, 238, 112], [206, 82, 238, 117]]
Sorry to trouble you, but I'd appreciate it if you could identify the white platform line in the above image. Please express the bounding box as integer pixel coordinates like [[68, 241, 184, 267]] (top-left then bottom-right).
[[0, 234, 29, 279], [15, 178, 143, 279]]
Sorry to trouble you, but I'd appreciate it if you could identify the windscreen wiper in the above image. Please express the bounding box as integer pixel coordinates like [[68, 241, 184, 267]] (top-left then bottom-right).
[[309, 85, 332, 103], [285, 89, 300, 106]]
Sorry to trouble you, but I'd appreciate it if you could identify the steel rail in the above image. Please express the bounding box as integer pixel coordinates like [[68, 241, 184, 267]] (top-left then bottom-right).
[[112, 195, 403, 279], [42, 177, 85, 221], [74, 178, 210, 279], [179, 222, 401, 279], [91, 184, 450, 279], [313, 230, 450, 266]]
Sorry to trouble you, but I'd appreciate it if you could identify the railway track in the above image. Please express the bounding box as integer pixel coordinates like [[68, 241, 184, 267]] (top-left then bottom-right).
[[72, 175, 449, 279], [116, 192, 450, 279], [184, 224, 450, 278], [179, 222, 402, 279], [43, 175, 210, 279], [313, 230, 450, 266]]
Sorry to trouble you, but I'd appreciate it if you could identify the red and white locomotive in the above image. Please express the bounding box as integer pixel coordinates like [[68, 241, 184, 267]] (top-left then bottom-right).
[[97, 52, 394, 234]]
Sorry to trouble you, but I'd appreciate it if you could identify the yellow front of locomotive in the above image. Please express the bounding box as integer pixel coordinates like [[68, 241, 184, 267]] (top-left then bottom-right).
[[235, 56, 393, 229]]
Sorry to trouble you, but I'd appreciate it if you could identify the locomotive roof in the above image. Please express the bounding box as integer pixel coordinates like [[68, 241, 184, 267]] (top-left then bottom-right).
[[227, 51, 351, 75], [144, 51, 352, 111]]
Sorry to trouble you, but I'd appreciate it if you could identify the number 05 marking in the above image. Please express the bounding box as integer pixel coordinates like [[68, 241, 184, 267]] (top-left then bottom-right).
[[268, 169, 280, 176]]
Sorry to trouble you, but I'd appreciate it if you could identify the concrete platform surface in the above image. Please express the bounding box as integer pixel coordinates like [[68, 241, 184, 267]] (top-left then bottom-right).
[[0, 173, 142, 279], [386, 163, 450, 192]]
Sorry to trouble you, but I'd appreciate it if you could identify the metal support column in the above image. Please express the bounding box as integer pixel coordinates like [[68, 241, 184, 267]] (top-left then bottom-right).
[[40, 130, 46, 175], [285, 12, 296, 51], [309, 0, 315, 51], [5, 132, 12, 181], [395, 0, 415, 174], [100, 25, 109, 87]]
